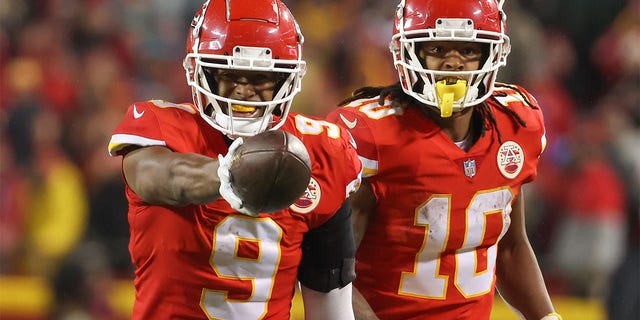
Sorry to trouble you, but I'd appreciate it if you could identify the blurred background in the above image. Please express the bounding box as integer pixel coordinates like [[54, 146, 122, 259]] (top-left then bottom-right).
[[0, 0, 638, 319]]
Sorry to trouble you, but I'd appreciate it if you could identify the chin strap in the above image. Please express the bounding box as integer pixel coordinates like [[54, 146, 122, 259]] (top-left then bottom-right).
[[435, 79, 468, 117]]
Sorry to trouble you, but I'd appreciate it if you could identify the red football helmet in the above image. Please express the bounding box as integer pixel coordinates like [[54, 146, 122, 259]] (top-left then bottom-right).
[[390, 0, 510, 115], [183, 0, 306, 136]]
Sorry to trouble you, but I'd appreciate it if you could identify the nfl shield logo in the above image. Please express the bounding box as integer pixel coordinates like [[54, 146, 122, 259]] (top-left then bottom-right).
[[464, 159, 476, 178]]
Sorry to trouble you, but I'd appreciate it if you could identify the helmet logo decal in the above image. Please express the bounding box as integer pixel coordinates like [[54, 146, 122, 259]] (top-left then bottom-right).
[[190, 10, 202, 29], [293, 20, 304, 45], [290, 177, 321, 214], [189, 1, 210, 52], [497, 141, 524, 179]]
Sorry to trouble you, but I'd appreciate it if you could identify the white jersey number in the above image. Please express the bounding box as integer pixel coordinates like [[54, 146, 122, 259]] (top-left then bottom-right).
[[399, 188, 512, 299], [201, 216, 282, 319]]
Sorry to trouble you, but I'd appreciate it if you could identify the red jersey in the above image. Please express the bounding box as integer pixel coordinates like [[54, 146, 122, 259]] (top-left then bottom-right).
[[108, 100, 361, 319], [327, 84, 546, 320]]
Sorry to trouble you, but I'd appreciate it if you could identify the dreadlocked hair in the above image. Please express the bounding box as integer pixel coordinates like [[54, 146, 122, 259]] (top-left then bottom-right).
[[479, 82, 540, 143], [337, 82, 539, 145], [338, 82, 411, 107]]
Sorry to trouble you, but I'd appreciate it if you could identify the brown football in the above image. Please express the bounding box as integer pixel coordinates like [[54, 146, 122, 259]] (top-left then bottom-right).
[[228, 130, 312, 213]]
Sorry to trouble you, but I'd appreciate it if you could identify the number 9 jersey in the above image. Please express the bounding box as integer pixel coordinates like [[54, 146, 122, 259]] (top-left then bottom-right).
[[327, 84, 546, 320], [108, 100, 362, 319]]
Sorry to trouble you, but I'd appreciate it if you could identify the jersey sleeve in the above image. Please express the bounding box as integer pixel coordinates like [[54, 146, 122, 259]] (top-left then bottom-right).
[[492, 84, 547, 184], [515, 84, 547, 156], [108, 100, 200, 156], [326, 105, 379, 178], [284, 113, 362, 228]]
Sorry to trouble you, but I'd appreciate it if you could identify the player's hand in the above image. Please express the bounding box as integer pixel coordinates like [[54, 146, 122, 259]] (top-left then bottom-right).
[[217, 137, 259, 217]]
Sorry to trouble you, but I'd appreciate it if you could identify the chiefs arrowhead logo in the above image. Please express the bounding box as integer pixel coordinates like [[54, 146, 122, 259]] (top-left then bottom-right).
[[290, 177, 321, 214], [497, 141, 524, 179]]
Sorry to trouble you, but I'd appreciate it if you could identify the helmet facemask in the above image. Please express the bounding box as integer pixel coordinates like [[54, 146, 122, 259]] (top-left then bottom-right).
[[184, 47, 306, 137], [391, 3, 511, 117]]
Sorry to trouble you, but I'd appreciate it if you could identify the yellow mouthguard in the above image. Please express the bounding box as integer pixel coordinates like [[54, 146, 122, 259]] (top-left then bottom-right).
[[231, 104, 256, 113], [435, 80, 467, 118]]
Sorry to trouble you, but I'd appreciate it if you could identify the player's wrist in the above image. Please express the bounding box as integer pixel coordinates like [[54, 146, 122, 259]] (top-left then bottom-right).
[[540, 312, 562, 320], [217, 137, 259, 216]]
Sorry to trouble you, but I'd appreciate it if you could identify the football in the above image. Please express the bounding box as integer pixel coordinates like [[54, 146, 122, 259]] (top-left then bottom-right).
[[228, 130, 312, 213]]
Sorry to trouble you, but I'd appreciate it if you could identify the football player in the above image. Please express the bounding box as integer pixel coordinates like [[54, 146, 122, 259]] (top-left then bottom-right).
[[107, 0, 361, 319], [327, 0, 561, 319]]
